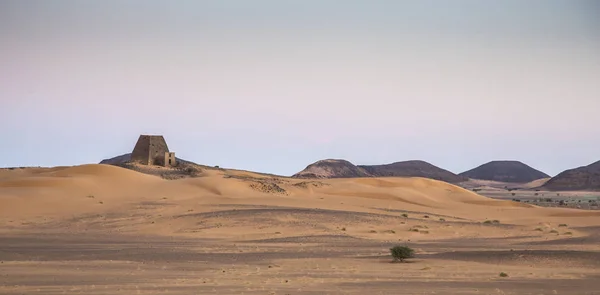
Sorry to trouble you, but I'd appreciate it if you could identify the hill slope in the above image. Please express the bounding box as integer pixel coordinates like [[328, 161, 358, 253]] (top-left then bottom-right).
[[359, 160, 467, 183], [99, 153, 206, 179], [543, 160, 600, 191], [293, 159, 465, 183], [292, 159, 371, 178], [459, 161, 549, 183], [100, 153, 195, 166]]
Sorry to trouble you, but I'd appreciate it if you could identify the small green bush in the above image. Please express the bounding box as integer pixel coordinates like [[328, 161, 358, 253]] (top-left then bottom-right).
[[492, 220, 500, 224], [439, 218, 446, 222], [483, 220, 493, 224], [550, 229, 559, 234], [401, 213, 408, 218], [499, 272, 508, 277], [390, 245, 415, 262], [558, 224, 568, 227], [564, 231, 573, 235]]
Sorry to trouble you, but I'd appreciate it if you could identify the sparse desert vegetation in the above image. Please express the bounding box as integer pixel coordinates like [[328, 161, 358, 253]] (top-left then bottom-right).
[[1, 164, 600, 294], [390, 245, 415, 262]]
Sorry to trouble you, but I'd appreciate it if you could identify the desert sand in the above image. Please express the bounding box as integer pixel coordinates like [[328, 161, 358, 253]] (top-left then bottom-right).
[[1, 164, 600, 294]]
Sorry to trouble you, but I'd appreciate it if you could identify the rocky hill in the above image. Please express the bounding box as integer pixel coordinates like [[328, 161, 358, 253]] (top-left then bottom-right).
[[293, 159, 466, 183], [543, 160, 600, 191], [358, 160, 467, 183], [99, 153, 204, 179], [459, 161, 549, 183], [292, 159, 371, 179], [100, 153, 194, 166]]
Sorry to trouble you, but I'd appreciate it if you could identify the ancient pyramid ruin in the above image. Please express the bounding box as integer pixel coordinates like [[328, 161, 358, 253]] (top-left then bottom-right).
[[131, 135, 176, 167]]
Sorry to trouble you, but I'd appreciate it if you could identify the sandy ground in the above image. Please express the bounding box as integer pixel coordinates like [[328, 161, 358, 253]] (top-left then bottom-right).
[[461, 179, 600, 209], [1, 164, 600, 294]]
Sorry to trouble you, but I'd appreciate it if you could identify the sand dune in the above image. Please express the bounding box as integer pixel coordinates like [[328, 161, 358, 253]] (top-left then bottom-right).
[[523, 177, 551, 188], [1, 164, 600, 294], [0, 164, 595, 222], [42, 163, 161, 178]]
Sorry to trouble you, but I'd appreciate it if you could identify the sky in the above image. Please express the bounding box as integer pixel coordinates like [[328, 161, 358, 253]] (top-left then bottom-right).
[[1, 0, 599, 176]]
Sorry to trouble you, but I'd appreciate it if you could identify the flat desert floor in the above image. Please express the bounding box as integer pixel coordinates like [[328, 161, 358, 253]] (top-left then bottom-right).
[[1, 165, 600, 294]]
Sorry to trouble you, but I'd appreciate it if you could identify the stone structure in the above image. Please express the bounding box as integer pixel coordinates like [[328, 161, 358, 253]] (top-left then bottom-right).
[[130, 135, 176, 167]]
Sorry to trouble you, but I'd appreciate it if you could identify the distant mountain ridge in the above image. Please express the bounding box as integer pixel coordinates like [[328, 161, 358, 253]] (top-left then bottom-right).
[[359, 160, 467, 183], [543, 160, 600, 191], [292, 159, 371, 179], [459, 161, 549, 183], [293, 159, 466, 183]]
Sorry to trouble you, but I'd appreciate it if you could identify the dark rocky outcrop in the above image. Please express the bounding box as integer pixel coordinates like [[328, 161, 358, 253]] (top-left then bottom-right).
[[292, 159, 466, 183], [459, 161, 549, 183], [292, 159, 371, 179], [359, 160, 467, 183], [543, 160, 600, 191], [99, 153, 132, 165]]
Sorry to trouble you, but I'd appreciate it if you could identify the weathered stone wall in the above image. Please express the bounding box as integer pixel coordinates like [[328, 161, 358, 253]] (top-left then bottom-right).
[[131, 135, 170, 166], [131, 136, 150, 164], [165, 152, 176, 167]]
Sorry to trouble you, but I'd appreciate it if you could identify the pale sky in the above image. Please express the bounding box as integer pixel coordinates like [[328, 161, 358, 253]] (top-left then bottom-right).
[[1, 0, 599, 176]]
